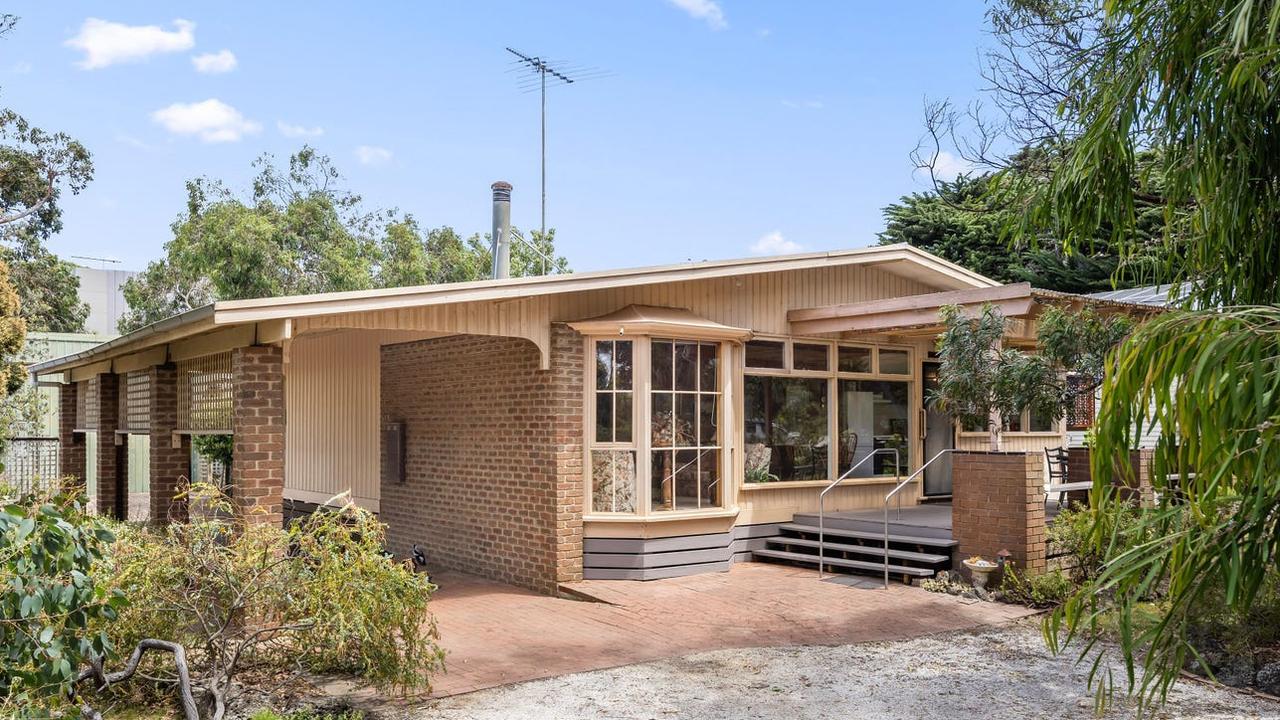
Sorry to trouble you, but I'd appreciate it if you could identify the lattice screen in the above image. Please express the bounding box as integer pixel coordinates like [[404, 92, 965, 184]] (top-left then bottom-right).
[[177, 352, 233, 432], [80, 379, 98, 429], [1066, 375, 1095, 431], [119, 371, 152, 433]]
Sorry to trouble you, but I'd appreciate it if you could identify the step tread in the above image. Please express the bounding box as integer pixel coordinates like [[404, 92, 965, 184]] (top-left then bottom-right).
[[778, 523, 959, 548], [752, 548, 936, 577], [765, 536, 950, 564]]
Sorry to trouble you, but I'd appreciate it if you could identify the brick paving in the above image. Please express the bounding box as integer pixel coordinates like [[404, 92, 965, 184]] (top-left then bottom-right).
[[424, 561, 1037, 697]]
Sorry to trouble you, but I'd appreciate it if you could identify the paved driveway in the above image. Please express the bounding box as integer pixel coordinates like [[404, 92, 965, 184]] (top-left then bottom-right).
[[423, 562, 1036, 697]]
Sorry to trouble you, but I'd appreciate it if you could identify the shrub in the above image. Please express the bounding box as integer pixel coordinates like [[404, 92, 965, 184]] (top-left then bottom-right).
[[93, 484, 444, 718], [999, 567, 1073, 608], [0, 486, 125, 717], [1047, 499, 1148, 585]]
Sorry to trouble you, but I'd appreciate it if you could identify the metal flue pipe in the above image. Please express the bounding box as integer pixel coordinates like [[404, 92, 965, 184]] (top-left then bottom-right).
[[491, 181, 512, 279]]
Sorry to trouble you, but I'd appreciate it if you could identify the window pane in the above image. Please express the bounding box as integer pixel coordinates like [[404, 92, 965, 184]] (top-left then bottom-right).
[[674, 449, 698, 510], [651, 392, 673, 446], [699, 449, 720, 508], [879, 349, 910, 375], [699, 343, 718, 391], [674, 342, 698, 391], [793, 343, 829, 371], [1004, 413, 1023, 432], [745, 340, 785, 369], [837, 380, 910, 477], [595, 393, 614, 443], [1029, 410, 1055, 432], [675, 393, 697, 446], [615, 341, 633, 390], [595, 341, 613, 390], [651, 340, 673, 390], [743, 376, 829, 482], [651, 450, 673, 511], [616, 392, 633, 442], [838, 346, 872, 373], [699, 395, 719, 445], [591, 450, 635, 513]]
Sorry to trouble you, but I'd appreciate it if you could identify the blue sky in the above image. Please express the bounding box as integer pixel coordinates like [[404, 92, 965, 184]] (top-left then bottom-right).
[[1, 1, 989, 273]]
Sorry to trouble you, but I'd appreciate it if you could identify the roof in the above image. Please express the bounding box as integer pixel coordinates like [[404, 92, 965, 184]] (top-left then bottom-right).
[[1087, 283, 1186, 308], [568, 305, 753, 341], [31, 243, 997, 375]]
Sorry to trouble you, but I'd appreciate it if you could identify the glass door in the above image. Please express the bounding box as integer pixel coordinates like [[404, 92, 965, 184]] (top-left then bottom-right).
[[921, 361, 953, 496]]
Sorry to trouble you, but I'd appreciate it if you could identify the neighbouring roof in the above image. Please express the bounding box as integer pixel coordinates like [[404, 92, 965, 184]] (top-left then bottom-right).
[[1087, 283, 1187, 308], [31, 243, 997, 375]]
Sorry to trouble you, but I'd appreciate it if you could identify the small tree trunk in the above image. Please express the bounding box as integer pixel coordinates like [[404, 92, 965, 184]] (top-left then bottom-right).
[[988, 411, 1002, 452]]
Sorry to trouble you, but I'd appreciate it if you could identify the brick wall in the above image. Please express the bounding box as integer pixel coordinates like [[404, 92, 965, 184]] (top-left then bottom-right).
[[149, 364, 189, 523], [58, 382, 85, 487], [90, 374, 121, 518], [1066, 446, 1154, 507], [231, 346, 285, 525], [951, 451, 1046, 577], [379, 327, 584, 594]]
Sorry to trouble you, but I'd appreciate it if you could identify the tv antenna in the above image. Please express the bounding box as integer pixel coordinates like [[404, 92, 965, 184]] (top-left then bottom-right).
[[505, 47, 611, 243]]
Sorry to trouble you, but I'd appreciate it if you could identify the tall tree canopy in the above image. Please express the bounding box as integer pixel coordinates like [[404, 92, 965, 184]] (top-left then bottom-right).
[[928, 0, 1280, 710], [120, 147, 568, 332], [879, 154, 1167, 293]]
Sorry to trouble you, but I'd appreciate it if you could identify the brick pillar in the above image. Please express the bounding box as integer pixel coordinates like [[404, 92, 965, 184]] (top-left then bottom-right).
[[231, 346, 285, 526], [91, 374, 121, 518], [951, 451, 1047, 578], [549, 324, 585, 585], [58, 381, 85, 488], [149, 364, 190, 523]]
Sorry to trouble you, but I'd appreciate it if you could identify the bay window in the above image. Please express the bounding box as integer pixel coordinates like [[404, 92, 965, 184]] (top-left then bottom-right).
[[589, 339, 636, 513]]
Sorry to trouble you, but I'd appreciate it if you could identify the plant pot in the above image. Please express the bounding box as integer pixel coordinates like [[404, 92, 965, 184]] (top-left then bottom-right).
[[963, 558, 998, 590]]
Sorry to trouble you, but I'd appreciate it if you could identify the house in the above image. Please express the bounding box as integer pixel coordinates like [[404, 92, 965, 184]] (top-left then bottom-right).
[[31, 204, 1154, 593]]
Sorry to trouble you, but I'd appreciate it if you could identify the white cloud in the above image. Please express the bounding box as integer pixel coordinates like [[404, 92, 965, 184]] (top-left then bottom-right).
[[355, 145, 393, 166], [665, 0, 726, 30], [151, 99, 261, 143], [756, 28, 772, 38], [277, 120, 324, 138], [65, 18, 195, 69], [750, 231, 803, 256], [782, 99, 824, 110], [192, 49, 237, 74], [917, 151, 975, 183], [115, 133, 157, 151], [10, 61, 32, 75]]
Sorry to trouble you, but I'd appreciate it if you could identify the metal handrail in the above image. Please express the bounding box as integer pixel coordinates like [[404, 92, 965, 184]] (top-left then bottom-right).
[[818, 448, 900, 580], [882, 448, 958, 588]]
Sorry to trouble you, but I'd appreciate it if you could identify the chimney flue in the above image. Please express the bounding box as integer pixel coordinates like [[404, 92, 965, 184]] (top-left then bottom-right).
[[491, 181, 512, 280]]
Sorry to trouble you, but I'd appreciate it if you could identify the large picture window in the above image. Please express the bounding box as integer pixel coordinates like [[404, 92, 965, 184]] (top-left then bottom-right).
[[744, 339, 913, 484]]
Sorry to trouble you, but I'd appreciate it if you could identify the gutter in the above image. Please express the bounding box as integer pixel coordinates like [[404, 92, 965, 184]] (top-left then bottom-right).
[[28, 304, 217, 378]]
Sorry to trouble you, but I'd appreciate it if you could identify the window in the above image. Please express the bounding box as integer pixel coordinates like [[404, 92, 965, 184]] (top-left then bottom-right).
[[743, 339, 914, 484], [589, 339, 636, 513], [837, 380, 910, 477], [745, 340, 785, 369], [650, 340, 722, 511], [744, 376, 828, 482]]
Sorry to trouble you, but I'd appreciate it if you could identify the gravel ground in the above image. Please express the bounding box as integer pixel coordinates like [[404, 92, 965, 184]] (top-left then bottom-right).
[[404, 621, 1279, 720]]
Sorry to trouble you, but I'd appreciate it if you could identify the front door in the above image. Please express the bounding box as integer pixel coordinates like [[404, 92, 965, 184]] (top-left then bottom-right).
[[921, 361, 953, 496]]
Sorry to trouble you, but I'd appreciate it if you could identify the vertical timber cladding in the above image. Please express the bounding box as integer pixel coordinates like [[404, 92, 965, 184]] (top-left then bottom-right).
[[378, 325, 584, 594]]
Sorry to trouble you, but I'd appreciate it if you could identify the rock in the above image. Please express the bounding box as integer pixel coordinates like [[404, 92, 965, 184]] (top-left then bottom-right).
[[1215, 657, 1256, 688], [1255, 662, 1280, 696]]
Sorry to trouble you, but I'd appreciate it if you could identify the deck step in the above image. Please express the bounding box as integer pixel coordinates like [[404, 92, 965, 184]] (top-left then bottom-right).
[[765, 536, 950, 565], [751, 548, 936, 578], [790, 512, 954, 540], [778, 523, 959, 549]]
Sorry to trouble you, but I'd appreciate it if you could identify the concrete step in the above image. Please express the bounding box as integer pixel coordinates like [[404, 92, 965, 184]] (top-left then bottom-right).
[[778, 523, 959, 549], [764, 536, 950, 565], [791, 512, 953, 540], [752, 548, 936, 578]]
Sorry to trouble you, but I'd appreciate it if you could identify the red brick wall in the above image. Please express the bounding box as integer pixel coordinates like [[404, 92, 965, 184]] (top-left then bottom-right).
[[379, 326, 584, 594], [231, 346, 285, 525], [149, 364, 189, 523], [90, 374, 121, 518], [58, 382, 85, 488], [1066, 446, 1154, 507], [951, 451, 1046, 577]]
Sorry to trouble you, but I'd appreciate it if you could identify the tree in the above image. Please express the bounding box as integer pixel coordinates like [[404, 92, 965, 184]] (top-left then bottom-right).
[[931, 303, 1130, 451], [120, 148, 569, 332], [942, 0, 1280, 710], [0, 230, 87, 333], [0, 260, 27, 454]]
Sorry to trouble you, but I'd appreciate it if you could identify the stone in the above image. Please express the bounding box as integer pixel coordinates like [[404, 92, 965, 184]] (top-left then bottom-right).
[[1255, 661, 1280, 696]]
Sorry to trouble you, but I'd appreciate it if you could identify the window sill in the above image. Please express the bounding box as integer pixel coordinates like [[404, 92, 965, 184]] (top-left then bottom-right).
[[741, 477, 910, 490], [958, 431, 1063, 438], [583, 508, 740, 523]]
